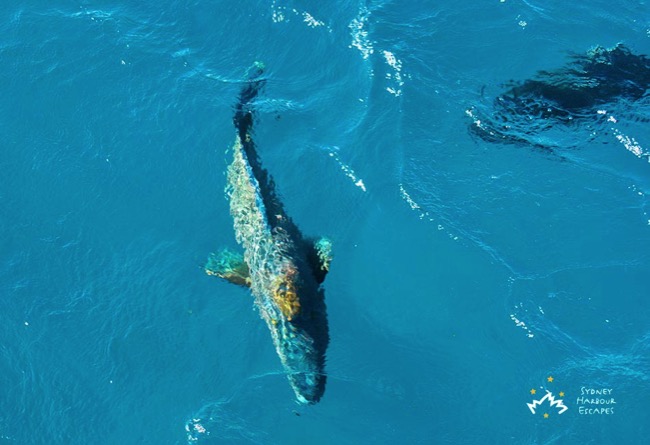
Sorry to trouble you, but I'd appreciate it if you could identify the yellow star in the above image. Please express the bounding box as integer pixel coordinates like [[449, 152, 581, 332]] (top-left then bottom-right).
[[547, 376, 554, 382], [559, 391, 565, 397], [530, 389, 536, 395], [543, 413, 549, 419]]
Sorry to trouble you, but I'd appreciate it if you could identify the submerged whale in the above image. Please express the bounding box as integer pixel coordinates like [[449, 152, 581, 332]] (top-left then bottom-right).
[[206, 63, 332, 404], [468, 44, 650, 148]]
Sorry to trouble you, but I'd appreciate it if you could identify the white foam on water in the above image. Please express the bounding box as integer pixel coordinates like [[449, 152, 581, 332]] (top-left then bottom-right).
[[271, 2, 330, 31], [327, 148, 367, 192], [299, 10, 326, 28], [185, 418, 209, 442], [271, 0, 286, 23], [510, 302, 535, 338], [382, 50, 404, 97], [398, 184, 459, 241], [349, 6, 374, 60], [613, 128, 647, 160], [597, 110, 648, 161]]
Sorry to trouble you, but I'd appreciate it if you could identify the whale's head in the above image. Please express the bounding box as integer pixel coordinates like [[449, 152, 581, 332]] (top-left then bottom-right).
[[270, 301, 328, 404], [288, 370, 326, 404], [262, 251, 330, 404]]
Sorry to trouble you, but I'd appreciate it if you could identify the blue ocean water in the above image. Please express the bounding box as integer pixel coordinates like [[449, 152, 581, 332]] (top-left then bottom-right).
[[1, 0, 649, 443]]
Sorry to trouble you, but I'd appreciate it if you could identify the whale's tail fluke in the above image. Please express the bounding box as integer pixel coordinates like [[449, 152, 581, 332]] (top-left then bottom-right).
[[230, 62, 288, 225], [234, 61, 265, 140]]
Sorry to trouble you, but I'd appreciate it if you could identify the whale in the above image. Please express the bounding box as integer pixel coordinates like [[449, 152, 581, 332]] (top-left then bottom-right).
[[468, 44, 650, 149], [206, 63, 331, 404]]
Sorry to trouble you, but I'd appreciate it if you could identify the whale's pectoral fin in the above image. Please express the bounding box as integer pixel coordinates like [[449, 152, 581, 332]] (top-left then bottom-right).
[[306, 237, 332, 284], [205, 249, 251, 287]]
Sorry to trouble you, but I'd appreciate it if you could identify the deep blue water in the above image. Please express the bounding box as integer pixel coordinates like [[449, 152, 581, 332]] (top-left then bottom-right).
[[2, 1, 650, 443]]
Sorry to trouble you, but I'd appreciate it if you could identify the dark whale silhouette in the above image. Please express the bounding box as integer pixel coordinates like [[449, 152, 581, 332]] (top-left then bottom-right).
[[205, 63, 331, 404], [468, 44, 650, 148]]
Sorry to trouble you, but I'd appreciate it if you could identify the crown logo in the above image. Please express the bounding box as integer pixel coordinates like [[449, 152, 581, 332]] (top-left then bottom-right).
[[527, 376, 568, 418]]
